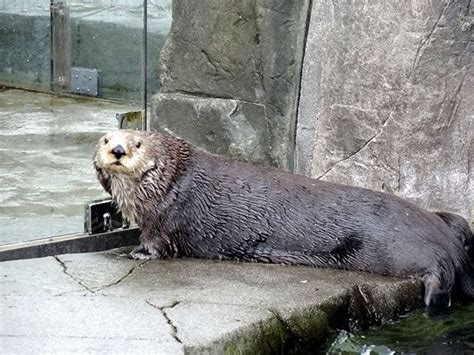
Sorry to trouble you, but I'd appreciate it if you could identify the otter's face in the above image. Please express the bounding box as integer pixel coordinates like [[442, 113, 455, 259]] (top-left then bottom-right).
[[94, 130, 155, 176]]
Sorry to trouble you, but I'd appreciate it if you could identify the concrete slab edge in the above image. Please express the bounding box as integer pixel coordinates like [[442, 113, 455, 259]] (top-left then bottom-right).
[[186, 280, 423, 354]]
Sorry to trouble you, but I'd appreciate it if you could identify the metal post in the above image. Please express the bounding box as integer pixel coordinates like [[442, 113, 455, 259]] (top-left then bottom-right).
[[51, 1, 71, 95]]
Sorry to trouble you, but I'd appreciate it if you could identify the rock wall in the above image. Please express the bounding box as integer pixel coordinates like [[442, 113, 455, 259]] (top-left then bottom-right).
[[296, 0, 473, 220], [151, 0, 310, 169], [152, 0, 472, 220]]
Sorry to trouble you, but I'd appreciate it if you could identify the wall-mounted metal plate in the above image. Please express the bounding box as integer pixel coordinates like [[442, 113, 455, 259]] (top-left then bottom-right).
[[70, 67, 100, 96]]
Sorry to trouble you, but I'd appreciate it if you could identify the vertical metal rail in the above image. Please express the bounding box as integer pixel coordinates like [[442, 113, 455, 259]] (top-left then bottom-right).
[[50, 0, 54, 90], [51, 1, 71, 95], [142, 0, 148, 131]]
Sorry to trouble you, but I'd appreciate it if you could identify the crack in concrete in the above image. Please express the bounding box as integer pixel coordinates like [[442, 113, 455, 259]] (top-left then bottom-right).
[[95, 260, 148, 292], [316, 2, 452, 181], [54, 256, 95, 294], [53, 258, 147, 295], [146, 300, 182, 344]]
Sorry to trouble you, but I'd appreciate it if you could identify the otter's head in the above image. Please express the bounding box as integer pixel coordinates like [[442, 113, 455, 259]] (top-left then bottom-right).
[[94, 130, 156, 177]]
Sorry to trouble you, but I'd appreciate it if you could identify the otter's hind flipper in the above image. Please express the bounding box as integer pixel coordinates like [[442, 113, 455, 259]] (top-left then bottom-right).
[[423, 273, 452, 310]]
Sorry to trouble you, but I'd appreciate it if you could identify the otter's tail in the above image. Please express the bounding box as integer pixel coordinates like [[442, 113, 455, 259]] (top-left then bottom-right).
[[435, 212, 474, 299]]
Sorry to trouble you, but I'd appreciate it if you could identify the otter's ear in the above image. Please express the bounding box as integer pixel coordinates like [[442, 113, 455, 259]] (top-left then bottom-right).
[[94, 162, 112, 196]]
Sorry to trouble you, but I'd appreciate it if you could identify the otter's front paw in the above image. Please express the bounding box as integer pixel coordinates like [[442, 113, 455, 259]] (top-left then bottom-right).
[[128, 244, 165, 260]]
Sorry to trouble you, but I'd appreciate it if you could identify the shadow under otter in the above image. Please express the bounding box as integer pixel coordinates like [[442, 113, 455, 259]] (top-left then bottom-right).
[[94, 130, 474, 310]]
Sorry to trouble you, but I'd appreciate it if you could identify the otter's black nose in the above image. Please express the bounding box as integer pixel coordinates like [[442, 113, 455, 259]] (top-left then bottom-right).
[[111, 145, 126, 159]]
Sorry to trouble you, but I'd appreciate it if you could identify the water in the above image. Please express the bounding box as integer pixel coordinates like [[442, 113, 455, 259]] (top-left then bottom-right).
[[326, 302, 474, 354], [0, 89, 137, 244]]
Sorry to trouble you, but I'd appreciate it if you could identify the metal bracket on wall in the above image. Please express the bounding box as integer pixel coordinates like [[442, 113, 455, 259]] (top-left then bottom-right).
[[70, 67, 100, 97]]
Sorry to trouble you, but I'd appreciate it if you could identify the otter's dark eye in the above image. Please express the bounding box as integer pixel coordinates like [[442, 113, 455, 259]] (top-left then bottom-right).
[[104, 138, 109, 144], [136, 142, 142, 149]]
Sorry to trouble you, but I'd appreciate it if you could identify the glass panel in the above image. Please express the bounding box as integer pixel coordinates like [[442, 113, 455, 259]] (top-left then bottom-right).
[[0, 0, 171, 245], [0, 1, 52, 91], [69, 0, 143, 102], [0, 91, 137, 244], [146, 0, 172, 103]]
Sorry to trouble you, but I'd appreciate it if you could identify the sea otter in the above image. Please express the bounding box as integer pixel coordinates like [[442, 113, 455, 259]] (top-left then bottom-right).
[[93, 130, 474, 310]]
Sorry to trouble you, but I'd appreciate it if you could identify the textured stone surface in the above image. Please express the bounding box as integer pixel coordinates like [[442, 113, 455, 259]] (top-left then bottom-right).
[[296, 0, 473, 221], [153, 93, 271, 164], [0, 249, 422, 353], [152, 0, 310, 169]]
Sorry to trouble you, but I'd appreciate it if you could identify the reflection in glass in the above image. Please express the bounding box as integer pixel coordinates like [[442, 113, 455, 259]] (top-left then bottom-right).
[[0, 1, 172, 244]]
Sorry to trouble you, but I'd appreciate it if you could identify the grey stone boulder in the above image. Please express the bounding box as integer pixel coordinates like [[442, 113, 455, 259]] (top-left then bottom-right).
[[296, 0, 473, 221], [152, 93, 272, 165], [152, 0, 311, 169]]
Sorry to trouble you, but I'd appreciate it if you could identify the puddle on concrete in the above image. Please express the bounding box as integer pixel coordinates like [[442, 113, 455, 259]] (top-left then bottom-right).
[[0, 89, 138, 244]]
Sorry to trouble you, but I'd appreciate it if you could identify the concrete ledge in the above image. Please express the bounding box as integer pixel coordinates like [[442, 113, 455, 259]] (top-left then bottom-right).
[[191, 278, 421, 354], [0, 248, 423, 354]]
